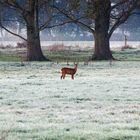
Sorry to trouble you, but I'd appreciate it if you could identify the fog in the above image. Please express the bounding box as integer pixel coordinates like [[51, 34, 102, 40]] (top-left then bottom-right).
[[0, 24, 140, 42]]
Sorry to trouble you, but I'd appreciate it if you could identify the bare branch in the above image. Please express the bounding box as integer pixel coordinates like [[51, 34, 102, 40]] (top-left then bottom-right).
[[2, 19, 26, 25], [52, 5, 95, 33], [109, 0, 139, 37], [0, 0, 25, 13], [111, 0, 128, 10], [0, 21, 27, 41], [131, 12, 140, 15], [41, 20, 72, 30]]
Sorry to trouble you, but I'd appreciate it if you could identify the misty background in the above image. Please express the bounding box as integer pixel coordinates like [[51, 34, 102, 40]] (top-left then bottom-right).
[[0, 14, 140, 42]]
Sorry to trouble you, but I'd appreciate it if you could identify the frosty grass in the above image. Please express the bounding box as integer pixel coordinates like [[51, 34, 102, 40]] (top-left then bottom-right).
[[0, 61, 140, 140]]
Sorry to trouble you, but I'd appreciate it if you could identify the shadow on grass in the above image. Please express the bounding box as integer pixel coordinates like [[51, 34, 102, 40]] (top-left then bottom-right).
[[105, 135, 140, 140]]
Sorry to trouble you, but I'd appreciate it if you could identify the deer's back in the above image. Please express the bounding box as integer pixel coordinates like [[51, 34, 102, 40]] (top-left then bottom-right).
[[61, 67, 76, 75]]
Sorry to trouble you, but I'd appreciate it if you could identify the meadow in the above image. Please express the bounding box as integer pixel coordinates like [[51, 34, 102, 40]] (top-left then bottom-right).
[[0, 61, 140, 140], [0, 44, 140, 140]]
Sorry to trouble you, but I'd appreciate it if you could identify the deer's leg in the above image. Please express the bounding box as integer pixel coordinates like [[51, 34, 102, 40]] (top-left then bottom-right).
[[72, 74, 74, 79], [61, 72, 64, 79], [63, 74, 65, 79], [61, 72, 63, 79]]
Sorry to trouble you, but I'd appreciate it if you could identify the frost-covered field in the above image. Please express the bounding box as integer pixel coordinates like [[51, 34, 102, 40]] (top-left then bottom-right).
[[0, 61, 140, 140]]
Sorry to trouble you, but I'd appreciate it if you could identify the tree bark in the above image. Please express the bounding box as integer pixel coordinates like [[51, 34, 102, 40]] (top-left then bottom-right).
[[0, 28, 4, 41], [92, 31, 113, 60], [26, 0, 49, 61], [91, 0, 114, 60], [26, 25, 47, 61]]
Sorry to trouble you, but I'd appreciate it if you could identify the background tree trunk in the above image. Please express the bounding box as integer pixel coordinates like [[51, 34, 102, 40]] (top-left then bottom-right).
[[91, 0, 113, 60], [0, 28, 4, 41], [92, 31, 113, 60], [26, 0, 48, 61], [27, 25, 47, 61]]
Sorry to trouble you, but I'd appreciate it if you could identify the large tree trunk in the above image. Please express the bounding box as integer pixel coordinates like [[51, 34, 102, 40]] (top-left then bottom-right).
[[0, 28, 4, 41], [92, 31, 113, 60], [91, 0, 114, 60], [26, 0, 49, 61], [26, 25, 47, 61]]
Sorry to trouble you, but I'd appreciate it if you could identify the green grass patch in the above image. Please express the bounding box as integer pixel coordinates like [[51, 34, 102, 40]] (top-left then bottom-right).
[[112, 49, 140, 61], [44, 50, 92, 62], [1, 48, 140, 61], [105, 135, 139, 140], [0, 53, 21, 61]]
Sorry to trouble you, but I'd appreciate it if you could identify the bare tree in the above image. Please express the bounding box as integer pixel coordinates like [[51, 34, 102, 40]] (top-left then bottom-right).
[[0, 0, 75, 61], [0, 0, 50, 61], [53, 0, 139, 60]]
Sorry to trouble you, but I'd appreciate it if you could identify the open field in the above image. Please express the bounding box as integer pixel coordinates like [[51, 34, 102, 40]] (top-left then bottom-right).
[[0, 42, 140, 140], [1, 46, 140, 62], [0, 61, 140, 140]]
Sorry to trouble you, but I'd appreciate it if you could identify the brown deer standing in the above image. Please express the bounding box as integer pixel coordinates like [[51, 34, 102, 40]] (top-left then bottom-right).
[[61, 64, 78, 79]]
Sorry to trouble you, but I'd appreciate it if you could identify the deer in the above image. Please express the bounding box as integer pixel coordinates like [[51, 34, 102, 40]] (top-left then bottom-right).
[[60, 64, 78, 79]]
